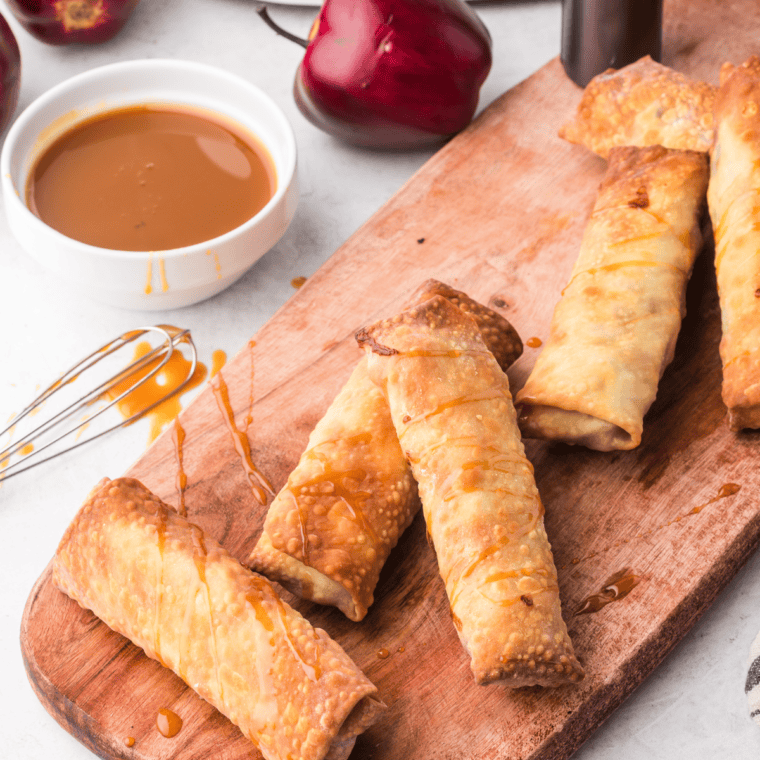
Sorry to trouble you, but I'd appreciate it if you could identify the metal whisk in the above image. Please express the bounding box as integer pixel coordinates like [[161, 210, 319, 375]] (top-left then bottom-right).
[[0, 326, 197, 481]]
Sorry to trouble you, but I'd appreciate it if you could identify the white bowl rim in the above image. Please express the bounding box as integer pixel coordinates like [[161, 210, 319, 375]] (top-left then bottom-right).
[[0, 58, 297, 261]]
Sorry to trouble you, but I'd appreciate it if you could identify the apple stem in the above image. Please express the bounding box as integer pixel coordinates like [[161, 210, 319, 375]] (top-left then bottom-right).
[[256, 6, 309, 49]]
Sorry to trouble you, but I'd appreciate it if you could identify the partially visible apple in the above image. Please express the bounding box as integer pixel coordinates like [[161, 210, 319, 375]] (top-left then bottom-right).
[[259, 0, 492, 148], [5, 0, 139, 46]]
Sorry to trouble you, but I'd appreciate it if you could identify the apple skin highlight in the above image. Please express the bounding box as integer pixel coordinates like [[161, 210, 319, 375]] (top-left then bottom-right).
[[290, 0, 492, 148]]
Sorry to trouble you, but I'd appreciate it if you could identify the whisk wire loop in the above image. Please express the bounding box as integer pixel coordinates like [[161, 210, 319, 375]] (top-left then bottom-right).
[[1, 326, 197, 481]]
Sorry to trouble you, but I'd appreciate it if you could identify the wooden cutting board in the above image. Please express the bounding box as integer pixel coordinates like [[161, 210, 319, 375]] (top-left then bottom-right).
[[21, 1, 760, 758]]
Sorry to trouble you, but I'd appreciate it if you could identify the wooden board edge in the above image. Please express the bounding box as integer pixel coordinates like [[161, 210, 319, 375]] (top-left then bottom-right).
[[532, 507, 760, 760], [21, 561, 132, 760]]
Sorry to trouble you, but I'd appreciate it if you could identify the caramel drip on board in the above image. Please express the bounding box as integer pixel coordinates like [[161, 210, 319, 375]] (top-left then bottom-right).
[[291, 276, 307, 289], [575, 569, 641, 616], [564, 483, 742, 569], [526, 337, 542, 348], [376, 648, 390, 660], [211, 372, 273, 505], [211, 349, 227, 379], [172, 419, 187, 516], [688, 482, 741, 514], [244, 340, 255, 431], [156, 708, 183, 738], [124, 737, 135, 747]]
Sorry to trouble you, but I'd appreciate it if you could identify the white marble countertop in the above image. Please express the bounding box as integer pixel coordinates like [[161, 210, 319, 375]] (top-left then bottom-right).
[[1, 1, 760, 758]]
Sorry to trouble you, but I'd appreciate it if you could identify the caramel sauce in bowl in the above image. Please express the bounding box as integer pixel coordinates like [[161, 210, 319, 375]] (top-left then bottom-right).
[[1, 59, 298, 310]]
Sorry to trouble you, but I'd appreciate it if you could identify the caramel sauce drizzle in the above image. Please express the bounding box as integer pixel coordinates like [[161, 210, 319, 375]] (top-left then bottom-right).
[[190, 526, 224, 702], [275, 602, 321, 682], [172, 419, 187, 517], [285, 433, 377, 565], [144, 252, 154, 295], [211, 372, 273, 505], [564, 483, 742, 569], [206, 249, 222, 279], [292, 459, 376, 547], [153, 507, 167, 660], [397, 348, 491, 359], [246, 576, 321, 682], [575, 568, 641, 616], [712, 189, 760, 273], [477, 584, 558, 608], [244, 340, 255, 431], [158, 257, 169, 293], [561, 259, 686, 296], [400, 388, 509, 430], [211, 349, 227, 379], [447, 507, 546, 608], [156, 708, 182, 738], [439, 452, 530, 503]]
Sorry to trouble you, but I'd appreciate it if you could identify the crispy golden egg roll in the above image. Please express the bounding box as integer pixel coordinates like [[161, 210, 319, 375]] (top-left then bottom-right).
[[357, 296, 582, 687], [708, 56, 760, 430], [559, 56, 715, 158], [516, 145, 708, 451], [249, 281, 522, 622], [53, 478, 385, 760]]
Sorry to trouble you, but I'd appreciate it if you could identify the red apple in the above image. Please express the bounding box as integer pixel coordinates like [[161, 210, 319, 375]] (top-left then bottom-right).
[[5, 0, 139, 46], [0, 14, 20, 134], [259, 0, 492, 148]]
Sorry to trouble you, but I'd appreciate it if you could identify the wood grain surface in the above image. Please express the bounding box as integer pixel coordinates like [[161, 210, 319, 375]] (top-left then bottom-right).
[[20, 2, 760, 758]]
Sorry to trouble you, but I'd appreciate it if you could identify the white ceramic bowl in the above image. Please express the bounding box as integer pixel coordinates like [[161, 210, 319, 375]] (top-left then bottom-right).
[[1, 59, 298, 311]]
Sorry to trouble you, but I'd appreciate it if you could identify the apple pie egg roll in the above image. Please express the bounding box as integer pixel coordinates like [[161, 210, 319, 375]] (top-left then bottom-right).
[[559, 56, 715, 158], [53, 478, 385, 760], [249, 281, 522, 622], [357, 295, 582, 687], [708, 56, 760, 429], [516, 145, 708, 451]]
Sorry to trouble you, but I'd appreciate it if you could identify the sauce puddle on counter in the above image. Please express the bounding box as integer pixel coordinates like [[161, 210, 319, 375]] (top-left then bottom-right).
[[106, 329, 207, 445], [27, 105, 276, 251]]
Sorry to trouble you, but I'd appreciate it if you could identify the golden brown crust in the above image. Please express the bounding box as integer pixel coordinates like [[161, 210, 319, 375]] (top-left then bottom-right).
[[53, 478, 385, 760], [516, 145, 708, 450], [249, 358, 418, 621], [708, 56, 760, 430], [403, 279, 523, 370], [559, 55, 715, 159], [250, 282, 522, 621], [360, 296, 583, 687]]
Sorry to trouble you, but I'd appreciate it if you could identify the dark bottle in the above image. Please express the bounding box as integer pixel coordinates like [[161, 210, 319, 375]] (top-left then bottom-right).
[[561, 0, 663, 87]]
